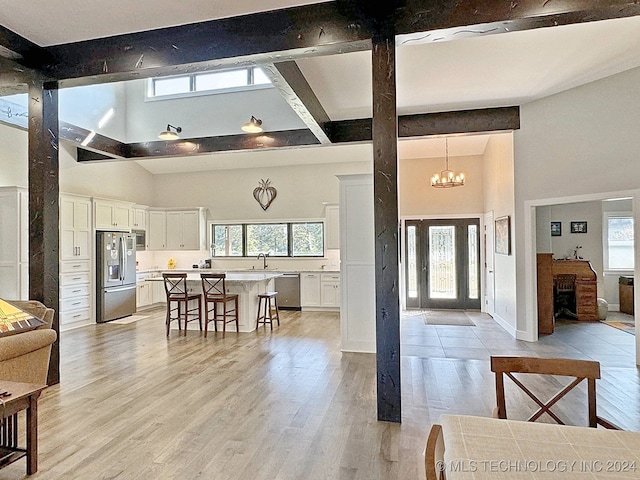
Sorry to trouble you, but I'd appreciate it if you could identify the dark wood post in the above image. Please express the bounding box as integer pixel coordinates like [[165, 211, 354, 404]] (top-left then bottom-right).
[[28, 79, 60, 386], [372, 29, 401, 422]]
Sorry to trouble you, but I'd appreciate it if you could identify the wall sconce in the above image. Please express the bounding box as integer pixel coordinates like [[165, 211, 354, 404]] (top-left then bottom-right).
[[158, 124, 182, 140], [241, 116, 263, 133]]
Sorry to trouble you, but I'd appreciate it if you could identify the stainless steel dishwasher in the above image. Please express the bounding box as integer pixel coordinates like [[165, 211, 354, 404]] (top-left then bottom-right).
[[274, 273, 301, 310]]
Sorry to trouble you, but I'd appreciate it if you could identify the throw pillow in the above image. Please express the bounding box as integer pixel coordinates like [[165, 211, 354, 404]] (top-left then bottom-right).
[[0, 299, 45, 338]]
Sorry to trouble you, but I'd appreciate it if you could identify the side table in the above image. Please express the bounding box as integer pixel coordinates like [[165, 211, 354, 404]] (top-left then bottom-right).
[[0, 381, 47, 475]]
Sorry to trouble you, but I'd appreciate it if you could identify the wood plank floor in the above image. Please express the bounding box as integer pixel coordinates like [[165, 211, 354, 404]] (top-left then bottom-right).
[[1, 308, 638, 479]]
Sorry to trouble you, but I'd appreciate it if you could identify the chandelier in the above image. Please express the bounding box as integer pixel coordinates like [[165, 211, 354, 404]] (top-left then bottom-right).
[[431, 138, 465, 188]]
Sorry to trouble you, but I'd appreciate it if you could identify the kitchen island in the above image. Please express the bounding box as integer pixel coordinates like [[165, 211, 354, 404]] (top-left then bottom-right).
[[147, 271, 282, 333]]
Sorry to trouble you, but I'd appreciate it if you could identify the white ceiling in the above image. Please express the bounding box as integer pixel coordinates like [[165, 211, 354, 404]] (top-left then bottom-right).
[[2, 3, 640, 173]]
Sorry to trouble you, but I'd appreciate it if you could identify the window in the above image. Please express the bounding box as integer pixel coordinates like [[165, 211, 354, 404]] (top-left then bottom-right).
[[147, 67, 271, 99], [210, 222, 324, 257], [604, 213, 634, 270]]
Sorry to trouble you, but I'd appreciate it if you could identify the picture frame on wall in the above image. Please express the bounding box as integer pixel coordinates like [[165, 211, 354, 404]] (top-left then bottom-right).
[[570, 221, 588, 234], [495, 216, 511, 255], [550, 221, 562, 237]]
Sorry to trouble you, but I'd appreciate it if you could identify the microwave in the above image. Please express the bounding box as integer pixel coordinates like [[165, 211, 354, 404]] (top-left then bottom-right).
[[133, 230, 145, 251]]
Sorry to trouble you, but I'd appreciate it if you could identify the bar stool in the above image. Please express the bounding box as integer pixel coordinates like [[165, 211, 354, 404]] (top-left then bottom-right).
[[256, 291, 280, 330], [163, 273, 202, 336], [201, 273, 239, 337]]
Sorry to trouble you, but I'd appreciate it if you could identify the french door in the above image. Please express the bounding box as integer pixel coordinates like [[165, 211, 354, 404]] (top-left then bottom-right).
[[405, 218, 481, 310]]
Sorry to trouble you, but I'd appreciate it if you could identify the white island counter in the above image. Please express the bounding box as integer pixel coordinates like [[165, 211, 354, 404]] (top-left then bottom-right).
[[147, 271, 282, 332]]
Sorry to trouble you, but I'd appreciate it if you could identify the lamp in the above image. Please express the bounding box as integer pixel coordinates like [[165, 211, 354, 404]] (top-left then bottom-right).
[[158, 124, 182, 140], [241, 116, 263, 133], [431, 138, 465, 188]]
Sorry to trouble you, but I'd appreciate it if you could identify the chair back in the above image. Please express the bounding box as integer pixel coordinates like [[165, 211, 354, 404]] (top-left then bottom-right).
[[490, 356, 620, 429], [201, 273, 227, 298], [163, 273, 189, 300]]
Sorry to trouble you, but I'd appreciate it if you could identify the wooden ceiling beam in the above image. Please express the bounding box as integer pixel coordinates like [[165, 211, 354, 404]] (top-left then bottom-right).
[[326, 106, 520, 143], [266, 61, 332, 144]]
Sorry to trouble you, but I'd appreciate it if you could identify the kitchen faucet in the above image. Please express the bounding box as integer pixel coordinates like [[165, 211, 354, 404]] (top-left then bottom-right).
[[257, 252, 269, 269]]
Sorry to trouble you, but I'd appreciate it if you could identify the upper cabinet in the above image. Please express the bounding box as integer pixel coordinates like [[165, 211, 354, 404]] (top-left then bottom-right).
[[147, 210, 166, 250], [148, 208, 207, 251], [325, 204, 340, 250], [60, 193, 92, 261], [94, 198, 133, 231], [130, 205, 147, 231]]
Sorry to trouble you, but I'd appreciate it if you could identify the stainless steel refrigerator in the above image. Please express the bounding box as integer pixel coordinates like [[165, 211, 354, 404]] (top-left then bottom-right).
[[96, 232, 137, 323]]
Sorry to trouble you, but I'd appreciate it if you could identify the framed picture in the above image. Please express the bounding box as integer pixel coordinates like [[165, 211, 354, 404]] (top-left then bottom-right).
[[495, 216, 511, 255], [550, 221, 562, 237], [570, 221, 587, 234]]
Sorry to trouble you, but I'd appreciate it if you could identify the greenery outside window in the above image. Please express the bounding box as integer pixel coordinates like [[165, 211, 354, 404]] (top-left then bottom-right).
[[210, 222, 324, 257], [604, 213, 634, 271]]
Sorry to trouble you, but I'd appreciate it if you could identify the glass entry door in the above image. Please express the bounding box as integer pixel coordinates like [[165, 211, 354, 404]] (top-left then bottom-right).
[[405, 219, 481, 310]]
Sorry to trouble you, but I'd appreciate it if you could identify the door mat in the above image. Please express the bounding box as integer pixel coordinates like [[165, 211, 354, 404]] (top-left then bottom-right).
[[601, 320, 635, 335], [423, 310, 475, 326], [107, 315, 150, 325]]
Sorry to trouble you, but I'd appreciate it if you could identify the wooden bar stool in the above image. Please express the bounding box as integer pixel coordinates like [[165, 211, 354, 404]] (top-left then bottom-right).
[[201, 273, 239, 337], [162, 273, 202, 336], [256, 291, 280, 330]]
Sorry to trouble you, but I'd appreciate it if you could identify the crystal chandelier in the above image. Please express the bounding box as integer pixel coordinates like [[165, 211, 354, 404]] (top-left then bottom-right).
[[431, 138, 465, 188]]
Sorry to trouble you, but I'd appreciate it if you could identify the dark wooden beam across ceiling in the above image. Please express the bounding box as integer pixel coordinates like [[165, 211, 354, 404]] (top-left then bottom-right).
[[40, 3, 372, 86], [395, 0, 640, 43], [326, 106, 520, 143]]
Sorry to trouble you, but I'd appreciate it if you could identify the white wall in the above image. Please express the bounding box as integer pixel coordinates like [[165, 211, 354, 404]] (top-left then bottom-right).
[[514, 64, 640, 339], [124, 80, 307, 142], [482, 133, 517, 334], [0, 123, 155, 205], [399, 154, 484, 216]]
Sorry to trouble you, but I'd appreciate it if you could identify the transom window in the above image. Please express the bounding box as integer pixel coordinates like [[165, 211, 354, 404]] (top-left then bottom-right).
[[147, 67, 271, 99], [211, 222, 324, 258]]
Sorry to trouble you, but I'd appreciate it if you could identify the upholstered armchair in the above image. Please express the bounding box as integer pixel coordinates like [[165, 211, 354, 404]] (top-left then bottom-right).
[[0, 300, 57, 385]]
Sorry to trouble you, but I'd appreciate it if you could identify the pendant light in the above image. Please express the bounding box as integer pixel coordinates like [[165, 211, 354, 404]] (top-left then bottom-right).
[[431, 138, 465, 188]]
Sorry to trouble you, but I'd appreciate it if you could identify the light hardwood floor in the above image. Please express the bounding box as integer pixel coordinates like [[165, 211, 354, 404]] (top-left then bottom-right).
[[1, 308, 638, 479]]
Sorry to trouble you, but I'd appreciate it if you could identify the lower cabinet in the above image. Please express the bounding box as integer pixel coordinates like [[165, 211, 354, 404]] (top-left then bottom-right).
[[301, 272, 340, 310], [136, 281, 153, 309], [320, 273, 341, 308], [59, 262, 92, 327]]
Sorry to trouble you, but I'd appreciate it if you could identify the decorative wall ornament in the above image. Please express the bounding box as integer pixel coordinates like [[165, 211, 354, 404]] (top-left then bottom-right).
[[253, 178, 277, 211]]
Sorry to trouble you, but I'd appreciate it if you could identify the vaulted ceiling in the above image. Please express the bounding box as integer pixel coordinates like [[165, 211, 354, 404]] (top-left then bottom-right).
[[2, 1, 640, 172]]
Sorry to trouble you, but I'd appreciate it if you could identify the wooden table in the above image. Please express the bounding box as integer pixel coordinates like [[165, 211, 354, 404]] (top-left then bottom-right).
[[427, 414, 640, 479], [0, 381, 47, 475]]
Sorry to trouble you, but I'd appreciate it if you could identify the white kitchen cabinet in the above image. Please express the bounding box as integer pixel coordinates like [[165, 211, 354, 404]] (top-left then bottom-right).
[[150, 279, 166, 304], [136, 281, 152, 308], [166, 210, 203, 250], [325, 204, 340, 250], [94, 198, 132, 231], [147, 210, 166, 250], [0, 187, 28, 299], [60, 194, 92, 261], [320, 273, 341, 307], [60, 193, 94, 328], [300, 272, 321, 307], [130, 205, 147, 231], [149, 208, 206, 251]]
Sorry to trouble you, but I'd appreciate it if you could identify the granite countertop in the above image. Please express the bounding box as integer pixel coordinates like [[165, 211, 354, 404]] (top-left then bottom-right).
[[137, 268, 339, 276]]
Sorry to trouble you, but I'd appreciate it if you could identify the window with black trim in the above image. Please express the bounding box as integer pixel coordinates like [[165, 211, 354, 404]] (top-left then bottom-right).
[[210, 222, 324, 257]]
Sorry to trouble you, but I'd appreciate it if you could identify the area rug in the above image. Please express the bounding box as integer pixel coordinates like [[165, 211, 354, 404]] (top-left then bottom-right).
[[423, 310, 475, 326], [601, 320, 635, 335], [107, 315, 150, 325]]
